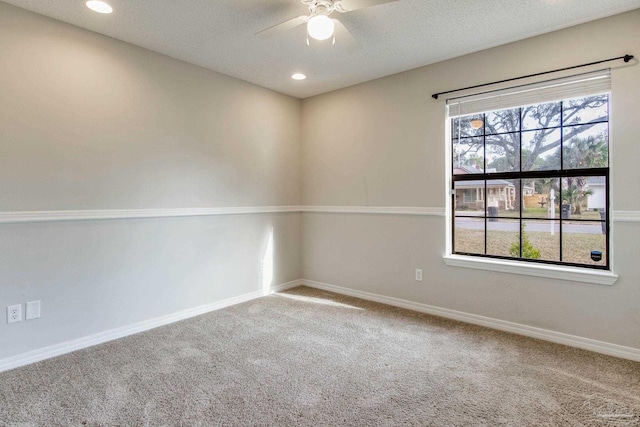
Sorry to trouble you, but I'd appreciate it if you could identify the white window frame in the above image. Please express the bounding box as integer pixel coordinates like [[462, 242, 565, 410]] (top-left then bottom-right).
[[443, 70, 618, 286]]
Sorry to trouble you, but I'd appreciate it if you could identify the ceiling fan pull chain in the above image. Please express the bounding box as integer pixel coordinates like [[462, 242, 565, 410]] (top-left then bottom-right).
[[306, 34, 310, 46], [332, 33, 336, 46]]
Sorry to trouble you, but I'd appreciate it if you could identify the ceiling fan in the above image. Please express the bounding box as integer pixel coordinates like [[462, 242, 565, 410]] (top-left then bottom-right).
[[256, 0, 400, 51]]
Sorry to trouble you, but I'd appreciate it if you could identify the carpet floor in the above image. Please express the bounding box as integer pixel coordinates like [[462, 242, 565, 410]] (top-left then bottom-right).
[[1, 286, 639, 426]]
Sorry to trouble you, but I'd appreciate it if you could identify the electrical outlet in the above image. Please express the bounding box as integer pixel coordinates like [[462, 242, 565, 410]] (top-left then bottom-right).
[[7, 304, 22, 324], [415, 268, 423, 282], [26, 300, 41, 320]]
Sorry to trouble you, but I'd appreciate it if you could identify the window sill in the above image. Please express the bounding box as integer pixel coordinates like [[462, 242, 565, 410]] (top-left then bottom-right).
[[443, 254, 618, 286]]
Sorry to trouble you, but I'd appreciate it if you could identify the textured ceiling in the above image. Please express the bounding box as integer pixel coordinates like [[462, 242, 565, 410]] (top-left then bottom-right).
[[3, 0, 640, 98]]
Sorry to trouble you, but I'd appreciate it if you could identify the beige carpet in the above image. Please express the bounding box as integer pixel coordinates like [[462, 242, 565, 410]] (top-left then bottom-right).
[[1, 286, 639, 426]]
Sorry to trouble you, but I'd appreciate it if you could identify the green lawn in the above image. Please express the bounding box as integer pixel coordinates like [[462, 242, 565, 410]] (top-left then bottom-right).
[[454, 228, 607, 266]]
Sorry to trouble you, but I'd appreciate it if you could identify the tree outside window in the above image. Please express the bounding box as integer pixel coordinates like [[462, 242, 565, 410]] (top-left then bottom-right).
[[452, 94, 609, 269]]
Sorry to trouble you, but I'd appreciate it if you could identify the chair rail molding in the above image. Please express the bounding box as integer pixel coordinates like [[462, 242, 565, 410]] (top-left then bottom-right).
[[0, 207, 303, 224], [612, 211, 640, 222], [301, 206, 446, 216], [1, 207, 636, 224]]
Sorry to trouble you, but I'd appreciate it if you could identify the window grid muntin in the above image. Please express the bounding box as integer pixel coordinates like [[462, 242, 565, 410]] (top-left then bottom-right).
[[451, 95, 610, 270], [453, 118, 609, 142]]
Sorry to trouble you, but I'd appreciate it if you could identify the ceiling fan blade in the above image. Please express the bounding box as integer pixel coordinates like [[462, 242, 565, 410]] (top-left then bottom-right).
[[256, 15, 308, 38], [335, 0, 400, 12], [333, 20, 361, 53]]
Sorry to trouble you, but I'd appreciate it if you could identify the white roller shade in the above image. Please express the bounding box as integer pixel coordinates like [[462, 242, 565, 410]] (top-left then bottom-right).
[[447, 69, 611, 118]]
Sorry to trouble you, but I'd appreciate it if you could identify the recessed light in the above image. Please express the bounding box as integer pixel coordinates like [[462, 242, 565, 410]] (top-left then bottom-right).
[[291, 73, 306, 81], [86, 1, 113, 14]]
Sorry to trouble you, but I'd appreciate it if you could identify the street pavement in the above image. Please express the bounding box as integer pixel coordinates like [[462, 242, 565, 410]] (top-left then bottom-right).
[[454, 217, 603, 234]]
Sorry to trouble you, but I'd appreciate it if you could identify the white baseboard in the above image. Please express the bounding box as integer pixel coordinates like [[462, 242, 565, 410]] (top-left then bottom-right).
[[0, 279, 303, 373], [4, 277, 637, 373], [270, 279, 304, 293], [300, 279, 640, 362]]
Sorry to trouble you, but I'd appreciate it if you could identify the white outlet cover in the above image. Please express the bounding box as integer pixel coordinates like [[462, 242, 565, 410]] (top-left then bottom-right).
[[7, 304, 22, 323], [26, 300, 41, 320], [415, 269, 423, 282]]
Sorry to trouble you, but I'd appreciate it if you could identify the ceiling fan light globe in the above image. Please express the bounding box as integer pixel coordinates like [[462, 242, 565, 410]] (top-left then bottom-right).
[[470, 119, 484, 129], [307, 15, 334, 41]]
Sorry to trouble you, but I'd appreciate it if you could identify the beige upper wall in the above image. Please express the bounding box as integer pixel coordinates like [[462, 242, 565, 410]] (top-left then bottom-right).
[[3, 1, 636, 212], [302, 9, 640, 210], [0, 2, 302, 211]]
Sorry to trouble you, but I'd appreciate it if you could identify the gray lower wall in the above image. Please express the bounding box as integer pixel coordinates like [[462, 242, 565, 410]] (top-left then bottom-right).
[[1, 214, 301, 359], [302, 213, 640, 348]]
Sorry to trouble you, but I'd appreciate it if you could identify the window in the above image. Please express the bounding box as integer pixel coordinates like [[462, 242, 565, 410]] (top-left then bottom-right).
[[462, 188, 477, 203], [448, 70, 610, 270]]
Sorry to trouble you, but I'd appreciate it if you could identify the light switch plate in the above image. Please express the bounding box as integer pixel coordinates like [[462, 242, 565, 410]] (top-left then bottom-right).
[[26, 300, 41, 320]]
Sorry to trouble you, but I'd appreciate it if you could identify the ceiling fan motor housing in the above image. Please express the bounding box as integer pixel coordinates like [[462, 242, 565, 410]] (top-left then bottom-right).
[[302, 0, 338, 16]]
